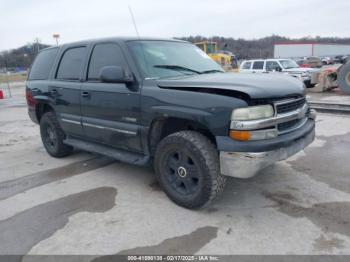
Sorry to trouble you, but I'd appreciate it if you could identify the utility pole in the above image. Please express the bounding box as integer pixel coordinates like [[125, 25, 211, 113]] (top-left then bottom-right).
[[53, 34, 60, 46], [4, 60, 12, 98], [34, 38, 41, 54]]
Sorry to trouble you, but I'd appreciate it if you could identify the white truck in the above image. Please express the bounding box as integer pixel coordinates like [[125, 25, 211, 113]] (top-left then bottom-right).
[[239, 59, 319, 87]]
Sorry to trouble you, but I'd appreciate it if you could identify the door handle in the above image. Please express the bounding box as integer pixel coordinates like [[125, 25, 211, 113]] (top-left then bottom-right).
[[51, 89, 58, 95], [81, 91, 90, 98]]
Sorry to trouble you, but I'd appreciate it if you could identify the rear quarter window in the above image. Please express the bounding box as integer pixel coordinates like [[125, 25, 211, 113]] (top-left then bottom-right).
[[28, 48, 58, 80], [241, 61, 252, 70]]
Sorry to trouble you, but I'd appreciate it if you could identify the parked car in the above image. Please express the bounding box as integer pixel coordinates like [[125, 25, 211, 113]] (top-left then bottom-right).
[[295, 59, 310, 68], [295, 57, 322, 68], [239, 58, 319, 87], [340, 55, 350, 64], [26, 37, 316, 209], [321, 57, 334, 65], [333, 55, 343, 64]]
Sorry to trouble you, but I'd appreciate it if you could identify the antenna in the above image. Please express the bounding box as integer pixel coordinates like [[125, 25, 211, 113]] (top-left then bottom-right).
[[128, 5, 140, 38], [128, 5, 152, 79]]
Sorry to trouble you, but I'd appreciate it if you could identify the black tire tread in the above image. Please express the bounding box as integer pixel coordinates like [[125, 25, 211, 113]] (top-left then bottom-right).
[[40, 111, 73, 158], [154, 130, 226, 209]]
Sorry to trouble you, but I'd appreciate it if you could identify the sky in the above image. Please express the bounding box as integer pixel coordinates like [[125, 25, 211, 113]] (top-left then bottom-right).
[[0, 0, 349, 51]]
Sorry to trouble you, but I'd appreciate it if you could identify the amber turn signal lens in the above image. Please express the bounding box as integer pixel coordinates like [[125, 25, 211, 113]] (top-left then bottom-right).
[[229, 130, 251, 141]]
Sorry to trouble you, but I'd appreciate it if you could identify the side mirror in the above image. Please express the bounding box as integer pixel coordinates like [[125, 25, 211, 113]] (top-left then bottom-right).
[[99, 66, 133, 83], [275, 67, 282, 72]]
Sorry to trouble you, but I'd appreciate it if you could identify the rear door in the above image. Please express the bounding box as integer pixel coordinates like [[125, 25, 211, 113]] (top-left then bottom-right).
[[251, 60, 265, 73], [49, 46, 88, 137], [80, 42, 142, 152]]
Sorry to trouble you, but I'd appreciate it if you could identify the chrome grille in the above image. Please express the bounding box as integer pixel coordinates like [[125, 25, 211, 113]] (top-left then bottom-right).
[[276, 98, 306, 114], [277, 119, 300, 132], [230, 96, 312, 137]]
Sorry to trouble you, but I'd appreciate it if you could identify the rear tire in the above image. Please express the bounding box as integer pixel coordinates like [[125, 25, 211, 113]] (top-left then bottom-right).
[[154, 131, 226, 209], [40, 111, 73, 158], [304, 80, 313, 88]]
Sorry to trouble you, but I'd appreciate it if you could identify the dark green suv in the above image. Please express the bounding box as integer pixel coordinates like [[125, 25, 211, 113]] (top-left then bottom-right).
[[26, 37, 316, 209]]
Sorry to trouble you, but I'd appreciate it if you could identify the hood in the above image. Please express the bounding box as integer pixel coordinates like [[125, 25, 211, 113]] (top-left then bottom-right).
[[157, 72, 305, 99]]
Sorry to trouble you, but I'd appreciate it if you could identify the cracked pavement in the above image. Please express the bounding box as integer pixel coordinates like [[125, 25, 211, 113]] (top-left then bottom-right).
[[1, 84, 350, 257]]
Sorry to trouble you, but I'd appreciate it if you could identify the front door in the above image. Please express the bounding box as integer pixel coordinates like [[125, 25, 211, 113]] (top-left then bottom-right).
[[80, 43, 142, 152], [266, 60, 282, 72]]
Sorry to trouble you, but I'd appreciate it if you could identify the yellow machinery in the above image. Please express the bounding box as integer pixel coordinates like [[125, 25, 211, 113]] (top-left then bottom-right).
[[195, 41, 237, 71]]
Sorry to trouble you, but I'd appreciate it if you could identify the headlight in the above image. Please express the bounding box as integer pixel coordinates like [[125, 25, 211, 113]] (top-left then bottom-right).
[[232, 105, 274, 120]]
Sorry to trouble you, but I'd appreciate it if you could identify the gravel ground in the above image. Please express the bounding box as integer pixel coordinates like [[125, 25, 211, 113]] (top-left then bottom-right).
[[1, 84, 350, 258]]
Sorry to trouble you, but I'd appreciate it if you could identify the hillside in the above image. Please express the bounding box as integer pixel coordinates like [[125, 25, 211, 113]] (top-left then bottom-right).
[[1, 35, 350, 69], [0, 43, 50, 70], [178, 35, 350, 59]]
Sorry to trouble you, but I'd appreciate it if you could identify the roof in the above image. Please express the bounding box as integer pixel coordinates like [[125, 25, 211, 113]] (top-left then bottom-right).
[[60, 36, 187, 47]]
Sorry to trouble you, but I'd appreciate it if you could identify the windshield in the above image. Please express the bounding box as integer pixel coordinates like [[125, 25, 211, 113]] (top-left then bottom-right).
[[279, 59, 300, 69], [127, 40, 224, 79]]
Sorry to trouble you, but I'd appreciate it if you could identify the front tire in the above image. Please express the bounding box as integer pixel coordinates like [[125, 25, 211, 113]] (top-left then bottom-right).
[[40, 111, 73, 158], [154, 131, 226, 209]]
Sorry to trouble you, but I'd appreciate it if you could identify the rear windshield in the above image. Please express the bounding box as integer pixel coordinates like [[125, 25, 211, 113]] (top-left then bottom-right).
[[28, 48, 58, 80]]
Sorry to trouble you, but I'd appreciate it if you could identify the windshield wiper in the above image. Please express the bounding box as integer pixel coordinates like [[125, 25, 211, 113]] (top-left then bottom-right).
[[153, 65, 201, 74], [200, 69, 224, 74]]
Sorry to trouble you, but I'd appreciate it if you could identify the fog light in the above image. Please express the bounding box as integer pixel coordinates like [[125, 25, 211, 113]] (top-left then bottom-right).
[[250, 129, 278, 140]]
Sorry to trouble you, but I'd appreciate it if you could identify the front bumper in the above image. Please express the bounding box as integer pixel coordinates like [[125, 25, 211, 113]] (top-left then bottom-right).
[[220, 126, 315, 178]]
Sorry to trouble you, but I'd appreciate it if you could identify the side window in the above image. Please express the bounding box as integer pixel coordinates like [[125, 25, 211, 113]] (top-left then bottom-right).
[[88, 43, 127, 81], [266, 61, 281, 71], [28, 48, 58, 80], [242, 61, 252, 70], [56, 47, 87, 80], [252, 61, 264, 70]]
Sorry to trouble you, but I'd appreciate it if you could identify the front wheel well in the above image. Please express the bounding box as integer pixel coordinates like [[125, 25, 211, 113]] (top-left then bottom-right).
[[148, 117, 217, 156]]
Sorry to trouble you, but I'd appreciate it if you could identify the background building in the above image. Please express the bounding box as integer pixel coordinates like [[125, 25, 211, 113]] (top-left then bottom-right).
[[274, 42, 350, 58]]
